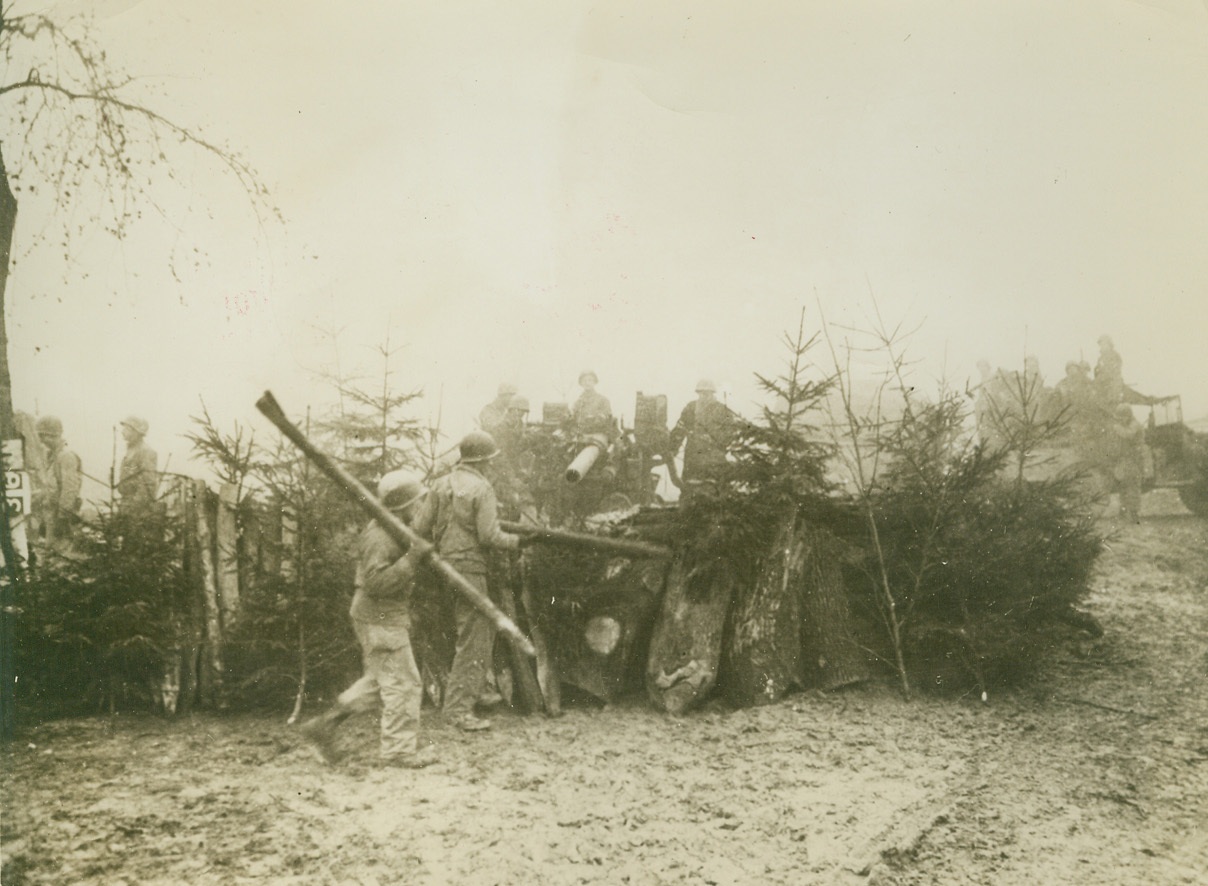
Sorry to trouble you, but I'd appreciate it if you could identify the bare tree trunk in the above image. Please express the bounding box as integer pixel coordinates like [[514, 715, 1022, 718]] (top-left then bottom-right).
[[723, 511, 806, 706], [796, 523, 871, 691], [0, 145, 17, 439], [216, 482, 241, 629], [0, 149, 18, 741], [646, 551, 735, 714], [192, 480, 225, 706]]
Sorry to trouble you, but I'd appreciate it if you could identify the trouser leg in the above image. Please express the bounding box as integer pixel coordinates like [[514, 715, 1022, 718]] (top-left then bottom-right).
[[443, 571, 495, 718], [375, 629, 423, 759]]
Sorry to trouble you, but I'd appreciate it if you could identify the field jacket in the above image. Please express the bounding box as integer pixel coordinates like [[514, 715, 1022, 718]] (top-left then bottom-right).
[[412, 463, 519, 573]]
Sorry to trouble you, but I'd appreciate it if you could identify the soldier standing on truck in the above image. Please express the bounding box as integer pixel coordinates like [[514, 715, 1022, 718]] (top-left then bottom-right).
[[299, 471, 436, 768], [412, 430, 521, 732], [669, 379, 737, 497], [117, 416, 159, 514], [1094, 335, 1125, 406]]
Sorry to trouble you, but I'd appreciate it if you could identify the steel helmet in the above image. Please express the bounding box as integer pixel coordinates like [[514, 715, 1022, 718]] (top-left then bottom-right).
[[497, 382, 519, 398], [35, 416, 64, 438], [121, 415, 150, 436], [578, 369, 599, 386], [377, 470, 426, 510], [695, 379, 717, 394], [459, 430, 500, 463]]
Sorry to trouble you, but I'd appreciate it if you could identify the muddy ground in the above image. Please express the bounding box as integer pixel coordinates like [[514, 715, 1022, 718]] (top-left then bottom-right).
[[3, 491, 1206, 885]]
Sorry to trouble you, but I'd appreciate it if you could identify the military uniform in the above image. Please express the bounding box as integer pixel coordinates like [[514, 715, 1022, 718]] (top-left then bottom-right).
[[338, 522, 425, 759], [670, 398, 736, 486], [412, 462, 519, 724], [35, 438, 82, 545], [118, 440, 159, 511]]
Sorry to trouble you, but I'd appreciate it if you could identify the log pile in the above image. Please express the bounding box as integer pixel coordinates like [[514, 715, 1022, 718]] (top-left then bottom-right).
[[464, 502, 871, 716]]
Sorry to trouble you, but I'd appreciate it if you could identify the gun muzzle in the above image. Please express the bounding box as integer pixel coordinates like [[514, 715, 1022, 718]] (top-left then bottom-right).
[[565, 443, 603, 484]]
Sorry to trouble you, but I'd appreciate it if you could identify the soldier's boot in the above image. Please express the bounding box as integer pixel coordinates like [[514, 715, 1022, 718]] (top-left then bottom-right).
[[380, 747, 439, 769], [299, 705, 353, 764]]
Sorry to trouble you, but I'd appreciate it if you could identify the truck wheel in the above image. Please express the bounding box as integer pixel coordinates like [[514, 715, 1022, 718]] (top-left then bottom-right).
[[1177, 483, 1208, 516]]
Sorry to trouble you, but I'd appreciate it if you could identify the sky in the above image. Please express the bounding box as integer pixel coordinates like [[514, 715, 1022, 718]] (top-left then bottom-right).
[[5, 0, 1207, 499]]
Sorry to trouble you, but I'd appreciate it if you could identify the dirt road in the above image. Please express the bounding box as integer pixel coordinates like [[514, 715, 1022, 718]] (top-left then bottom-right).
[[3, 493, 1206, 885]]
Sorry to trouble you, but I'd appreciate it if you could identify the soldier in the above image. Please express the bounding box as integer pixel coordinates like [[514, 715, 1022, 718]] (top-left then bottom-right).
[[33, 416, 83, 546], [669, 379, 737, 495], [299, 471, 436, 767], [1053, 361, 1094, 446], [570, 370, 614, 439], [1106, 404, 1144, 523], [117, 416, 159, 512], [493, 395, 535, 519], [479, 383, 519, 437], [412, 431, 521, 731], [1094, 335, 1124, 407]]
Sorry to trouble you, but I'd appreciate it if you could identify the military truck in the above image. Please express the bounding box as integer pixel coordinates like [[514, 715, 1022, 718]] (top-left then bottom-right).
[[1138, 395, 1208, 515]]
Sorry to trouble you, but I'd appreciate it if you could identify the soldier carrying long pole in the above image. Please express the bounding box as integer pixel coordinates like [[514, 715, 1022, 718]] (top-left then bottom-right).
[[255, 391, 536, 658]]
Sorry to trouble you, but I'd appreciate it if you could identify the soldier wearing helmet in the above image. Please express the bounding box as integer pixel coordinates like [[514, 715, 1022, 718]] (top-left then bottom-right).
[[32, 415, 83, 545], [117, 416, 159, 513], [668, 379, 738, 498], [479, 382, 520, 438], [412, 431, 520, 732], [570, 369, 615, 439], [301, 470, 437, 767]]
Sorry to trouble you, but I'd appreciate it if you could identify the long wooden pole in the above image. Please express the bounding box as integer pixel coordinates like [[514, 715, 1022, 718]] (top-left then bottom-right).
[[500, 522, 671, 559], [255, 391, 535, 657]]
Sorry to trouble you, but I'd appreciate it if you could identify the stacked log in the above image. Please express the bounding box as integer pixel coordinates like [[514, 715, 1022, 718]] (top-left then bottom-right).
[[645, 551, 737, 714], [795, 523, 871, 691], [722, 513, 870, 706], [723, 511, 806, 705]]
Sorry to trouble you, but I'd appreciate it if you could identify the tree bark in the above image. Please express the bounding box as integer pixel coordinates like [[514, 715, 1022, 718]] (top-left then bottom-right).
[[191, 479, 225, 706], [796, 523, 871, 691], [0, 145, 17, 439], [646, 551, 735, 714], [722, 511, 806, 706], [216, 482, 241, 628]]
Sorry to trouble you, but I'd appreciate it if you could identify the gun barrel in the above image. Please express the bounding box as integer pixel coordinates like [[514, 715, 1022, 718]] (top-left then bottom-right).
[[256, 391, 535, 657], [565, 443, 603, 484], [501, 521, 671, 559]]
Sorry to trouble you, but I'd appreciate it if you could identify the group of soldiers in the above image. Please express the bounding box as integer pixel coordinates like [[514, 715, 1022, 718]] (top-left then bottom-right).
[[10, 412, 159, 552], [300, 370, 740, 768], [475, 370, 741, 517], [974, 335, 1149, 520]]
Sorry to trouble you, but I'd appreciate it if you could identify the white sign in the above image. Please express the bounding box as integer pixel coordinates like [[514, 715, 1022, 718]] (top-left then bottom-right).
[[5, 471, 31, 517], [2, 438, 23, 472]]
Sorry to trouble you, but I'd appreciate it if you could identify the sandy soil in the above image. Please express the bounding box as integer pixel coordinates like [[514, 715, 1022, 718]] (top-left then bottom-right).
[[3, 491, 1206, 885]]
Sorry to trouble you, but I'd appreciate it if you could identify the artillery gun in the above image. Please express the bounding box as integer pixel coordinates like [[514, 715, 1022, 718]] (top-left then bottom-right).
[[517, 393, 677, 525]]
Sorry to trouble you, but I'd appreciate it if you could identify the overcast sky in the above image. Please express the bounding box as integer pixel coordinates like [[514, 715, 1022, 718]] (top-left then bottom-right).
[[6, 0, 1207, 496]]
